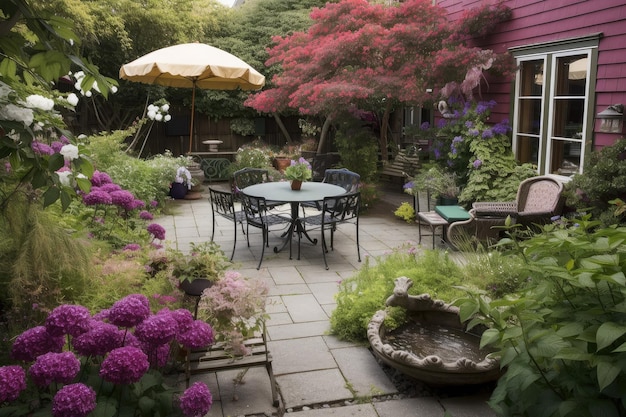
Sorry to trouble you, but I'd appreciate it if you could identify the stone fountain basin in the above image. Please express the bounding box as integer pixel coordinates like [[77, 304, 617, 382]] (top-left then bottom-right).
[[367, 277, 501, 386]]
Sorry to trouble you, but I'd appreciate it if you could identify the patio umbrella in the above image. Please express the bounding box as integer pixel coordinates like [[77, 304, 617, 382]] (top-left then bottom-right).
[[119, 43, 265, 153]]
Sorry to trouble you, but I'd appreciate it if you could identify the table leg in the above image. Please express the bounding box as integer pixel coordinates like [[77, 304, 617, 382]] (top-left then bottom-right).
[[273, 202, 318, 259]]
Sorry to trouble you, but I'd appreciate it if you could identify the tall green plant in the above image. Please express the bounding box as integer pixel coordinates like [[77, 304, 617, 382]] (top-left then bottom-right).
[[334, 120, 379, 183], [455, 217, 626, 417]]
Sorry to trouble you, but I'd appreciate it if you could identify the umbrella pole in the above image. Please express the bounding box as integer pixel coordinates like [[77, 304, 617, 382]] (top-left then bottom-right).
[[188, 83, 196, 154]]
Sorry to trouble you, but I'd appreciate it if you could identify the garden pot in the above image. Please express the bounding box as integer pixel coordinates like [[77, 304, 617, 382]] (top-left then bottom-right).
[[170, 182, 188, 199], [179, 278, 214, 297], [290, 180, 302, 190]]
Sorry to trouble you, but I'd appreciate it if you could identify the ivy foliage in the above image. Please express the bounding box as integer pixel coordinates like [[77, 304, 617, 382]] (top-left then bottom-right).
[[455, 217, 626, 417]]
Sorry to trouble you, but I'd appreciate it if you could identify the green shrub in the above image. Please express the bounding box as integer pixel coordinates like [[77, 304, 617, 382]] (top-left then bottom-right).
[[330, 247, 464, 342], [565, 137, 626, 226], [334, 120, 379, 183], [456, 217, 626, 417], [394, 202, 415, 223]]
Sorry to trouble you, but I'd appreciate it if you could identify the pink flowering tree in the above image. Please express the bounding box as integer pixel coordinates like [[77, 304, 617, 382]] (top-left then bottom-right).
[[1, 294, 214, 417], [245, 0, 514, 161]]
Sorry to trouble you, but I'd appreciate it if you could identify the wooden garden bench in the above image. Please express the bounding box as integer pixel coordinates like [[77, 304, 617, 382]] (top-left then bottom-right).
[[380, 148, 420, 185], [184, 328, 279, 406]]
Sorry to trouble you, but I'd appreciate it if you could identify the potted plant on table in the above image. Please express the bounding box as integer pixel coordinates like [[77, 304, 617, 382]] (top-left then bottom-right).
[[404, 166, 460, 207], [284, 157, 312, 190]]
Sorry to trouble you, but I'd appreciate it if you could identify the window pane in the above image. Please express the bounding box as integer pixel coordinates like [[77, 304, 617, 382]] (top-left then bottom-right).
[[516, 135, 539, 165], [520, 60, 543, 96], [552, 98, 585, 138], [518, 98, 542, 134], [556, 55, 587, 96], [550, 140, 581, 176]]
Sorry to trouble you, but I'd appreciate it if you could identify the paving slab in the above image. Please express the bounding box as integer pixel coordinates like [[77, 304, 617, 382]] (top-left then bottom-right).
[[216, 367, 278, 416], [267, 320, 330, 340], [440, 394, 497, 417], [282, 293, 329, 322], [278, 369, 353, 409], [373, 397, 444, 417], [268, 336, 337, 375], [284, 403, 378, 416], [331, 346, 398, 397]]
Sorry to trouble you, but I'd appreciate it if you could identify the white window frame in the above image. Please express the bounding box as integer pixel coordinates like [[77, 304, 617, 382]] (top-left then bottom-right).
[[510, 34, 600, 176]]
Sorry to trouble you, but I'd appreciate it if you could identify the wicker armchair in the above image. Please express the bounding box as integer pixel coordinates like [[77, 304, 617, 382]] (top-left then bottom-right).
[[448, 176, 565, 245]]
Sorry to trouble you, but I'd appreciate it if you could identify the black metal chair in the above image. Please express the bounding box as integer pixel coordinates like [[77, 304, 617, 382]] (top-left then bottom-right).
[[301, 168, 360, 212], [208, 187, 246, 261], [232, 168, 282, 209], [301, 191, 361, 270], [240, 193, 291, 270]]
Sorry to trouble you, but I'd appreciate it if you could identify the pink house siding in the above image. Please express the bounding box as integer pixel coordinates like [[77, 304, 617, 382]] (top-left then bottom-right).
[[436, 0, 626, 149]]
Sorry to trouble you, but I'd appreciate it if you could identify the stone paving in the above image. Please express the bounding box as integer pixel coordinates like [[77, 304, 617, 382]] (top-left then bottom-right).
[[156, 183, 497, 417]]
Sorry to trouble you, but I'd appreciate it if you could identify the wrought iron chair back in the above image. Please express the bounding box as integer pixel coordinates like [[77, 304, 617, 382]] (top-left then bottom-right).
[[208, 187, 246, 261], [323, 168, 360, 192]]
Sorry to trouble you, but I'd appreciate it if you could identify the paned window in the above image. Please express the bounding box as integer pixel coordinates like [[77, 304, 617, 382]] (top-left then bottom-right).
[[511, 35, 599, 176]]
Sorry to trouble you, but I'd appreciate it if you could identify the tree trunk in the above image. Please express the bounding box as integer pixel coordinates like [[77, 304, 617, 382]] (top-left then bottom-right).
[[379, 101, 392, 162], [317, 116, 333, 155], [273, 113, 292, 145]]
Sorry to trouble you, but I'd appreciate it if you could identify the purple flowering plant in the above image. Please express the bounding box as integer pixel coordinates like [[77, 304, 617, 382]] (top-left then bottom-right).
[[408, 98, 535, 205], [1, 294, 214, 416]]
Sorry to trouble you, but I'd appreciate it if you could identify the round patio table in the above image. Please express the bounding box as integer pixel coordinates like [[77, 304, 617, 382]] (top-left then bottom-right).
[[242, 181, 345, 258]]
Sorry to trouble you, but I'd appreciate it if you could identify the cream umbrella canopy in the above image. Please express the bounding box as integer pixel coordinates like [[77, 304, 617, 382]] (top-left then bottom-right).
[[119, 43, 265, 153]]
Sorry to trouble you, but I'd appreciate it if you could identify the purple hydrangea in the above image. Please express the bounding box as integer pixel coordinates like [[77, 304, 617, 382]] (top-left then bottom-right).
[[107, 294, 150, 328], [464, 121, 474, 128], [83, 190, 112, 206], [163, 308, 194, 334], [110, 190, 136, 211], [98, 183, 122, 193], [11, 326, 65, 362], [420, 121, 430, 130], [139, 210, 154, 220], [45, 304, 91, 337], [29, 351, 80, 387], [179, 381, 212, 417], [31, 141, 55, 156], [149, 200, 158, 208], [73, 320, 124, 357], [452, 136, 463, 144], [99, 346, 149, 384], [123, 243, 142, 251], [147, 223, 166, 241], [133, 200, 146, 209], [475, 102, 489, 114], [90, 170, 112, 186], [134, 312, 177, 346], [403, 181, 414, 190], [140, 340, 171, 368], [177, 320, 214, 350], [0, 365, 27, 402], [473, 159, 483, 169], [52, 383, 96, 417], [468, 128, 480, 136], [481, 129, 494, 139]]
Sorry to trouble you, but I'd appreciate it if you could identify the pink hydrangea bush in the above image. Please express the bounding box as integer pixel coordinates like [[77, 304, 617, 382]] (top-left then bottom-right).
[[1, 294, 214, 416]]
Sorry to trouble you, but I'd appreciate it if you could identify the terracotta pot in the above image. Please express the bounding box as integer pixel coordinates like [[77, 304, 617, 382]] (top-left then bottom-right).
[[290, 180, 302, 190], [179, 278, 214, 296]]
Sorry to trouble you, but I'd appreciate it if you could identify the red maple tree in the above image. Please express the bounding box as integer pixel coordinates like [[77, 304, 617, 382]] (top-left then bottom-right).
[[245, 0, 514, 159]]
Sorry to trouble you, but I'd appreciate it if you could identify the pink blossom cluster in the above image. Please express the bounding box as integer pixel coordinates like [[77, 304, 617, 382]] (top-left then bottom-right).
[[3, 294, 214, 416]]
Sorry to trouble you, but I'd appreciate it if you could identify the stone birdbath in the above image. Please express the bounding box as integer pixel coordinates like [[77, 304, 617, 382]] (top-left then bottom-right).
[[367, 276, 501, 386]]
